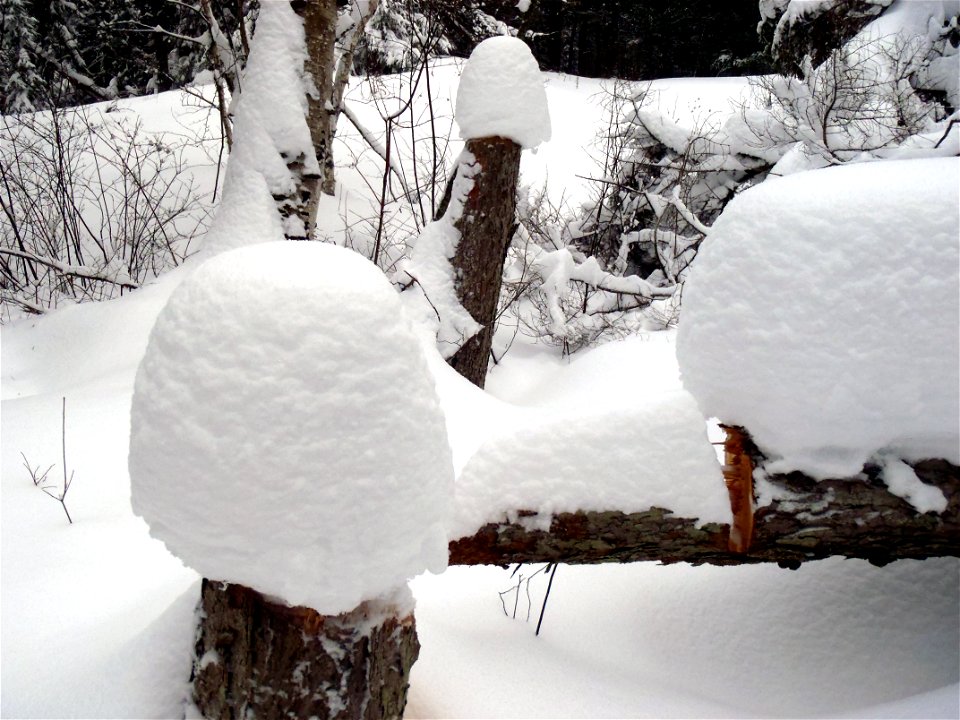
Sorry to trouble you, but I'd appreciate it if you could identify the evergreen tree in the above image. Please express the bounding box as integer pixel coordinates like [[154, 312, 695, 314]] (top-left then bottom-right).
[[0, 0, 42, 112]]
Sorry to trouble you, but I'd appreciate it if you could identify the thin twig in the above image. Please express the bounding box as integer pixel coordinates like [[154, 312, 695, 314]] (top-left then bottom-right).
[[535, 563, 558, 636]]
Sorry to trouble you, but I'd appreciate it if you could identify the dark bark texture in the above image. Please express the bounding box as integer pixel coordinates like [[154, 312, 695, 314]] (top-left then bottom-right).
[[447, 136, 522, 388], [192, 580, 419, 720], [449, 436, 960, 569]]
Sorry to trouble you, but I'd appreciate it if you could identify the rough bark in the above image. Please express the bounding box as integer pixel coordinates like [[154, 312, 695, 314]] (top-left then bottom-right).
[[299, 0, 337, 222], [447, 136, 522, 388], [192, 580, 419, 720], [449, 432, 960, 569]]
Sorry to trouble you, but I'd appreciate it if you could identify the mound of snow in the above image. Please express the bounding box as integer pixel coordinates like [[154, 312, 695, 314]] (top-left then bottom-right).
[[677, 157, 959, 479], [129, 242, 453, 614], [455, 36, 551, 149], [450, 391, 730, 539]]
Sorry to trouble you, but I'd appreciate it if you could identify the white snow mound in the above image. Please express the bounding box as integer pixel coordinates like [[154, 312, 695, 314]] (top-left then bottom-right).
[[677, 157, 960, 479], [455, 36, 551, 149], [129, 242, 453, 614], [450, 391, 731, 539]]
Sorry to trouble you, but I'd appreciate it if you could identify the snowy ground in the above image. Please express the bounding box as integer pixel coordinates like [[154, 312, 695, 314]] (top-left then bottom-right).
[[2, 66, 958, 719]]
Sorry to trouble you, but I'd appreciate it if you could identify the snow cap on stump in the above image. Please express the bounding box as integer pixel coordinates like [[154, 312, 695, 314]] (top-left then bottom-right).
[[129, 242, 454, 614], [676, 157, 960, 480], [455, 36, 551, 149]]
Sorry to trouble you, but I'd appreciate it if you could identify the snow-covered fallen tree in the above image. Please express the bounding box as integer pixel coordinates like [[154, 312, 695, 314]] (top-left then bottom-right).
[[451, 155, 960, 569]]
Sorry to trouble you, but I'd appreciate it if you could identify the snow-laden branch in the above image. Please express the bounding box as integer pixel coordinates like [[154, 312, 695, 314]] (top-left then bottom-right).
[[667, 186, 712, 236], [0, 248, 139, 289], [330, 0, 379, 135], [530, 247, 677, 340], [25, 38, 117, 102], [341, 101, 414, 200]]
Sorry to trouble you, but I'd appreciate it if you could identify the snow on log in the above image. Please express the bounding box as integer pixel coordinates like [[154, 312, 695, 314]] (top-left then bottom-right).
[[448, 392, 731, 541], [129, 241, 453, 718], [449, 428, 960, 568], [677, 157, 959, 482]]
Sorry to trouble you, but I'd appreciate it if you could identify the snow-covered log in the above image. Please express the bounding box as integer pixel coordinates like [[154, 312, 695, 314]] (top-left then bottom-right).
[[449, 430, 960, 569]]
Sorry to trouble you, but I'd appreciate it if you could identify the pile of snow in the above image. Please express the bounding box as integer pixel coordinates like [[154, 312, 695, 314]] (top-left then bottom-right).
[[677, 157, 959, 481], [129, 242, 453, 614], [397, 153, 483, 358], [455, 36, 551, 149], [451, 391, 730, 538]]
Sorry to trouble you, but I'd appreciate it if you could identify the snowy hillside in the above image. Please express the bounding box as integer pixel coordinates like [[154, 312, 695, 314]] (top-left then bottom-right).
[[2, 58, 958, 720]]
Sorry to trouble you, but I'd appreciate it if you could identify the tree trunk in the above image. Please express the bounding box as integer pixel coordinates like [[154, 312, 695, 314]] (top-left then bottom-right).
[[299, 0, 337, 226], [447, 136, 522, 388], [449, 430, 960, 569], [191, 580, 419, 720]]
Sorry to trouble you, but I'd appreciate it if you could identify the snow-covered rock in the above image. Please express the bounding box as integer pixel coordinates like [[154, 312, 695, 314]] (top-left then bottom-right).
[[129, 242, 453, 614], [455, 36, 551, 149], [677, 157, 959, 480]]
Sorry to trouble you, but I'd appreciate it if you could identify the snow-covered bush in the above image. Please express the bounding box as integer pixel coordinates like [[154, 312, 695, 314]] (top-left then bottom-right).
[[677, 157, 959, 484], [129, 241, 453, 614], [573, 0, 958, 345], [740, 1, 959, 165]]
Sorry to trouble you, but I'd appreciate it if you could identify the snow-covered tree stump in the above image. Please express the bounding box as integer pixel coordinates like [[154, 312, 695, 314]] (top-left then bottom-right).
[[444, 37, 551, 387], [192, 581, 419, 720], [129, 243, 453, 720]]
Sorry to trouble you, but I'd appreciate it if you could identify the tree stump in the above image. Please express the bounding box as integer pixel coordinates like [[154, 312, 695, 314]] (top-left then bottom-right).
[[447, 136, 522, 388], [191, 579, 419, 720]]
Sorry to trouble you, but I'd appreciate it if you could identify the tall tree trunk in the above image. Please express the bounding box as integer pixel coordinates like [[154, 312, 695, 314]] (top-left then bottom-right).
[[299, 0, 337, 225], [447, 136, 522, 388], [191, 580, 419, 720]]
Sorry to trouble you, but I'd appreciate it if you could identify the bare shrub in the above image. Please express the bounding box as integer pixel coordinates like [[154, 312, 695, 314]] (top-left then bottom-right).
[[0, 101, 213, 320]]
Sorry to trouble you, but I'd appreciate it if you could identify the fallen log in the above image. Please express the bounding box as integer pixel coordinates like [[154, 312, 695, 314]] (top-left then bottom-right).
[[449, 431, 960, 568]]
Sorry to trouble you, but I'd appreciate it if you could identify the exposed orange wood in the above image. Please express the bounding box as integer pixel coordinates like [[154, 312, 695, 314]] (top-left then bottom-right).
[[721, 425, 755, 553]]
